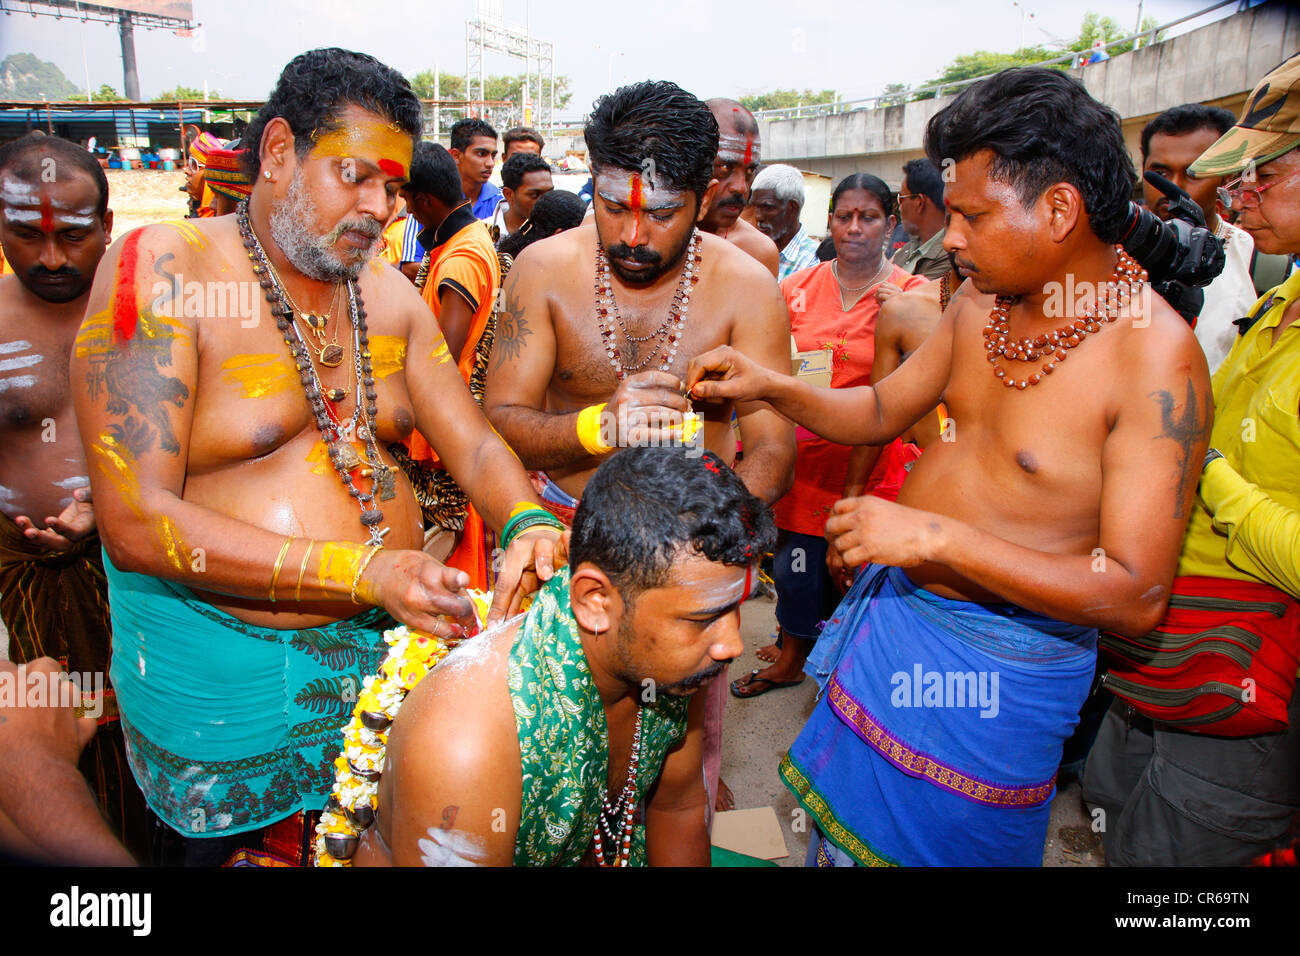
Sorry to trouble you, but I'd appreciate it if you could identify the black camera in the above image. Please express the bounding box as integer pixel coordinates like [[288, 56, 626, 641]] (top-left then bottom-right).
[[1115, 171, 1226, 324]]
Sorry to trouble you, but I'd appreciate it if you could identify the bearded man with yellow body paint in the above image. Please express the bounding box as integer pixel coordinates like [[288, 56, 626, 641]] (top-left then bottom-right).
[[71, 48, 564, 866]]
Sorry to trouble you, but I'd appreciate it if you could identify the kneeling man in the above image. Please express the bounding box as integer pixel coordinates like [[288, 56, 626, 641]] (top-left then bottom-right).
[[355, 447, 774, 866]]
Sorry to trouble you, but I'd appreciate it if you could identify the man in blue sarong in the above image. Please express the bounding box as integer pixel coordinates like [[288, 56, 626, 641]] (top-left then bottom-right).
[[687, 68, 1213, 865]]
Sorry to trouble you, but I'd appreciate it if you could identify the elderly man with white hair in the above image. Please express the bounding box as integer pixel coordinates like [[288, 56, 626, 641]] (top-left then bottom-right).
[[749, 164, 821, 280]]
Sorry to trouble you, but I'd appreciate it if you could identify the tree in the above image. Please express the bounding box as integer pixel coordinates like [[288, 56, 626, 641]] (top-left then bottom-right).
[[154, 85, 213, 102], [739, 88, 838, 113], [409, 69, 572, 120], [0, 52, 80, 100], [82, 83, 128, 102], [1071, 11, 1163, 56]]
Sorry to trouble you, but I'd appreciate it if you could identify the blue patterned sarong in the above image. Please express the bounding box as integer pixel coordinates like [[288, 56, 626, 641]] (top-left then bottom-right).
[[103, 554, 393, 838], [782, 564, 1096, 866]]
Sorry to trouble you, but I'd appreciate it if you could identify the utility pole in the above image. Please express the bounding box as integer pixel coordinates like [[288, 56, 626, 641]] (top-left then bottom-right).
[[1133, 0, 1146, 50]]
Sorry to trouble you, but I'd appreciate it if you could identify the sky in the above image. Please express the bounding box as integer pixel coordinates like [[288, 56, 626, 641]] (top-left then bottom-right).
[[0, 0, 1248, 122]]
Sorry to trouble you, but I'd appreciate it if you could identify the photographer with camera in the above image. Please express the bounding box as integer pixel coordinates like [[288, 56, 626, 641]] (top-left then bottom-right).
[[1139, 104, 1259, 372], [1084, 53, 1300, 867]]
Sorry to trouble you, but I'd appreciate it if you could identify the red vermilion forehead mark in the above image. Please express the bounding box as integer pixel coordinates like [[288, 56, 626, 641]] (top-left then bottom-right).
[[741, 564, 754, 603], [628, 173, 644, 209], [112, 230, 144, 343], [743, 135, 753, 166], [377, 158, 406, 178], [39, 194, 53, 232]]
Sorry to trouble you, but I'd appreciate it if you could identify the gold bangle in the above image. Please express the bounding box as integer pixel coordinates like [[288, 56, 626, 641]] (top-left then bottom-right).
[[350, 544, 383, 605], [269, 535, 294, 602], [295, 539, 316, 603]]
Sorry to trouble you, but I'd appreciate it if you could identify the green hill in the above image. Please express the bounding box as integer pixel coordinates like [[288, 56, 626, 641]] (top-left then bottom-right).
[[1, 52, 81, 101]]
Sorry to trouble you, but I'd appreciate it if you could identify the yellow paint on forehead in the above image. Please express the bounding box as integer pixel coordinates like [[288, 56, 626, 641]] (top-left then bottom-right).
[[311, 123, 413, 177], [368, 335, 407, 379], [221, 353, 297, 399], [318, 541, 368, 587]]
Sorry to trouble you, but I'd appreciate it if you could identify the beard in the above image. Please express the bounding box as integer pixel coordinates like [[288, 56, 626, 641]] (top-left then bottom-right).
[[603, 229, 694, 285], [20, 265, 89, 303], [614, 612, 729, 699], [268, 168, 382, 281]]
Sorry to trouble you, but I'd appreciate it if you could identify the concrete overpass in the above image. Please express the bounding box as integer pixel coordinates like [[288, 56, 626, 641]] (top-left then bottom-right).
[[758, 1, 1300, 193]]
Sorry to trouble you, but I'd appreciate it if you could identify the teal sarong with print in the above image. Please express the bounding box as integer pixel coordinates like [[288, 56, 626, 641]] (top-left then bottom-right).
[[103, 553, 394, 838], [509, 567, 690, 866]]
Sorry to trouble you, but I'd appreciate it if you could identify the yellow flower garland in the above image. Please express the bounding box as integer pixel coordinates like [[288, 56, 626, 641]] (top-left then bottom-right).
[[314, 589, 514, 867]]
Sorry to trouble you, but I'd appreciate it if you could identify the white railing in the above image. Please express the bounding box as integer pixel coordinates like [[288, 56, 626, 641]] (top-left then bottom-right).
[[752, 0, 1241, 121]]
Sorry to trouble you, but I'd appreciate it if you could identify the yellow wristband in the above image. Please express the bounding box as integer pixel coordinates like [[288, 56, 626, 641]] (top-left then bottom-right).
[[576, 403, 613, 456], [508, 500, 537, 522]]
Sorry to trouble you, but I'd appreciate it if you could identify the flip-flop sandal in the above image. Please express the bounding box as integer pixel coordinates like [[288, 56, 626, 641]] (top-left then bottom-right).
[[730, 669, 805, 699]]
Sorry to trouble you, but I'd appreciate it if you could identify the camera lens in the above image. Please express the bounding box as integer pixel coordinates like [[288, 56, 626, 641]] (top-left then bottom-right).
[[1118, 204, 1182, 284]]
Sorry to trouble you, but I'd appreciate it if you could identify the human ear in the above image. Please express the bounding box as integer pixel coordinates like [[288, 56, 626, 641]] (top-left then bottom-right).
[[696, 179, 721, 223], [259, 117, 297, 184], [1046, 183, 1083, 243], [569, 566, 614, 637]]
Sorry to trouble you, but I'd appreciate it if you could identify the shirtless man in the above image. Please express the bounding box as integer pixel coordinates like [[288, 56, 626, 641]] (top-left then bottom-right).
[[354, 448, 774, 866], [0, 132, 150, 858], [71, 49, 562, 864], [484, 81, 794, 818], [688, 68, 1212, 866], [698, 98, 779, 277], [484, 80, 793, 508]]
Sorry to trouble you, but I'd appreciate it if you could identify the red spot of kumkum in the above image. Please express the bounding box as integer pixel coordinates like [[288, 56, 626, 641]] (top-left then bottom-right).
[[743, 135, 753, 166], [39, 194, 53, 232], [112, 230, 144, 343], [377, 158, 406, 178], [741, 564, 754, 602], [629, 173, 643, 245]]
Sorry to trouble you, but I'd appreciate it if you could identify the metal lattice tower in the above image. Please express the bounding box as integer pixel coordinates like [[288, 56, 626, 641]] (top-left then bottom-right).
[[464, 1, 555, 137]]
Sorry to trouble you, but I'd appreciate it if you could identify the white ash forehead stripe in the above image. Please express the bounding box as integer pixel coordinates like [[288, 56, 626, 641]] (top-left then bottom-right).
[[0, 341, 32, 355]]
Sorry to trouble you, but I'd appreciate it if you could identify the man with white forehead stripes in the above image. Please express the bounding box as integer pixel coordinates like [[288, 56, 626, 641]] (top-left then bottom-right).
[[0, 132, 150, 858]]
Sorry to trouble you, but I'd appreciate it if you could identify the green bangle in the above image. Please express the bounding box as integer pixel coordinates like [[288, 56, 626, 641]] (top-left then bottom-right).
[[501, 508, 565, 550]]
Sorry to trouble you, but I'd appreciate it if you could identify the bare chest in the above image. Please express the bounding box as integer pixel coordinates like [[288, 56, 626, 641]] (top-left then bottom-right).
[[0, 330, 72, 428], [550, 292, 731, 403]]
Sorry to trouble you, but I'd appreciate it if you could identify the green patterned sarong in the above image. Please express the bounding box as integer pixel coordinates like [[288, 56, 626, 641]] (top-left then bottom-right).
[[509, 568, 690, 866]]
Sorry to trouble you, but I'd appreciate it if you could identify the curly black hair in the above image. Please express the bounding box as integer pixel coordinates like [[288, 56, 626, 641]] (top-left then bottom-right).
[[584, 80, 719, 201], [570, 447, 775, 601], [496, 189, 586, 258], [240, 48, 422, 178], [500, 151, 550, 191], [925, 67, 1136, 243]]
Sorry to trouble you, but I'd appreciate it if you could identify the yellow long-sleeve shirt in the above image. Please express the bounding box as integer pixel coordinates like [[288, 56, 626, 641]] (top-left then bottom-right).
[[1178, 267, 1300, 598]]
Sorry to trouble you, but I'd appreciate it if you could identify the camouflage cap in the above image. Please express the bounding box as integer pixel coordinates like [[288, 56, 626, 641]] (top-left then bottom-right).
[[1190, 52, 1300, 178]]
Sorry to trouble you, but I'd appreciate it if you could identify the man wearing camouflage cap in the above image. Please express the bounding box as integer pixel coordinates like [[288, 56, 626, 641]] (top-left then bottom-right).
[[1084, 52, 1300, 867]]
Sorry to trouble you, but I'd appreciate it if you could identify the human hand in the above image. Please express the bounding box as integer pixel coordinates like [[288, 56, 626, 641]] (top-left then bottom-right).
[[605, 370, 689, 447], [357, 549, 477, 638], [0, 658, 97, 766], [487, 526, 566, 625], [13, 487, 94, 553], [824, 496, 945, 569], [826, 538, 856, 593], [685, 345, 777, 404], [874, 281, 904, 304]]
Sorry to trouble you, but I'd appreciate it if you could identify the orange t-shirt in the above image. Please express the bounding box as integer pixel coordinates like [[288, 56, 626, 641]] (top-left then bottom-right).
[[773, 261, 928, 536], [406, 216, 500, 464], [381, 215, 407, 265]]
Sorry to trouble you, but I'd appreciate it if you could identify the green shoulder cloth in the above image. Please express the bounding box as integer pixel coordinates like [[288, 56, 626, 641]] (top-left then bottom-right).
[[508, 567, 690, 866]]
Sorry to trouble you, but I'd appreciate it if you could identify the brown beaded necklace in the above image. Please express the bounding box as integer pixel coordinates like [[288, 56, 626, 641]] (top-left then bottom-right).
[[983, 245, 1146, 390]]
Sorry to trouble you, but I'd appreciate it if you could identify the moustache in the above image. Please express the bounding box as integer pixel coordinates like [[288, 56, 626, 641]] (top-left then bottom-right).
[[605, 243, 661, 264], [673, 659, 728, 692], [26, 265, 81, 281], [325, 217, 383, 245]]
